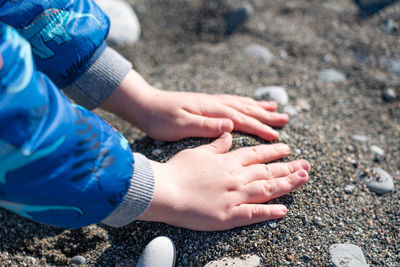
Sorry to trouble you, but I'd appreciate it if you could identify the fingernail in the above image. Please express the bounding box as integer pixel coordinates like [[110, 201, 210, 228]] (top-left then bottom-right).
[[300, 160, 310, 171], [220, 120, 233, 132], [296, 169, 307, 178], [281, 144, 290, 153], [281, 205, 287, 215]]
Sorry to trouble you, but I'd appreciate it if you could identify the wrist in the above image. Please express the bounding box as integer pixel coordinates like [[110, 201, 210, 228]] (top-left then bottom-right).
[[100, 69, 159, 126]]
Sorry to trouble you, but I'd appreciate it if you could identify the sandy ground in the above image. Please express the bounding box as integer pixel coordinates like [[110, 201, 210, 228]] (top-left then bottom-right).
[[1, 0, 399, 266]]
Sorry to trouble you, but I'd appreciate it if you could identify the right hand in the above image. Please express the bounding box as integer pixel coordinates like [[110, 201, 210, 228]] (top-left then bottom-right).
[[139, 133, 310, 231]]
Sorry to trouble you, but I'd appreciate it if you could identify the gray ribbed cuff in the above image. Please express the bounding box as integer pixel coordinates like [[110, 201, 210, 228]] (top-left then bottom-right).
[[102, 153, 155, 227], [64, 46, 132, 110]]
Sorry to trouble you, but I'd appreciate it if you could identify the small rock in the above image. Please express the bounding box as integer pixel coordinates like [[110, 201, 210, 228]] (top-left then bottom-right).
[[204, 254, 261, 267], [296, 98, 311, 111], [383, 19, 396, 33], [367, 167, 394, 194], [151, 149, 163, 157], [370, 145, 385, 156], [283, 105, 298, 116], [387, 60, 400, 76], [303, 254, 311, 261], [24, 256, 37, 266], [225, 3, 253, 35], [267, 220, 277, 229], [245, 44, 274, 65], [254, 86, 288, 105], [318, 69, 346, 82], [352, 134, 368, 142], [344, 184, 356, 194], [95, 0, 141, 46], [301, 215, 308, 225], [71, 255, 86, 265], [313, 216, 325, 227], [330, 244, 368, 267], [382, 88, 398, 102], [279, 49, 288, 59]]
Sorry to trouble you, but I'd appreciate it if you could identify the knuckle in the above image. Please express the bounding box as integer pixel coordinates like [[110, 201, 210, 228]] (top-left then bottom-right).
[[264, 165, 274, 178], [262, 180, 274, 196], [251, 205, 267, 219]]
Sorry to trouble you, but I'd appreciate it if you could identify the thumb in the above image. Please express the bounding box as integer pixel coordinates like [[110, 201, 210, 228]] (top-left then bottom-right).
[[200, 132, 232, 154], [183, 113, 234, 138]]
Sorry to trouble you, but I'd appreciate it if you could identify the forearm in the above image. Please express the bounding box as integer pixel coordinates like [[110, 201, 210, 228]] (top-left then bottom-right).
[[0, 24, 154, 228]]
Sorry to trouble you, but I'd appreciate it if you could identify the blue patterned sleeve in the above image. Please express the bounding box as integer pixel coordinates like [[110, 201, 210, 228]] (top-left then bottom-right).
[[0, 0, 110, 88], [0, 23, 134, 228]]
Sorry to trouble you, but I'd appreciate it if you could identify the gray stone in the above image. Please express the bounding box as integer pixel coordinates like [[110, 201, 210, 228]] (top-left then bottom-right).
[[267, 220, 277, 229], [283, 105, 298, 116], [71, 255, 86, 265], [204, 254, 261, 267], [367, 168, 394, 194], [318, 69, 346, 82], [370, 145, 384, 156], [382, 88, 397, 102], [95, 0, 141, 46], [344, 184, 356, 194], [296, 98, 311, 111], [388, 60, 400, 76], [352, 134, 368, 142], [330, 244, 368, 267], [24, 256, 37, 266], [254, 86, 288, 105], [245, 44, 274, 65], [383, 19, 395, 33], [151, 149, 163, 157], [137, 236, 176, 267]]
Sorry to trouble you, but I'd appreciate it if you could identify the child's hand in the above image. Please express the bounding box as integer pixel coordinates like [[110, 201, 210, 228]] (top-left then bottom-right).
[[138, 133, 309, 231], [102, 70, 289, 141]]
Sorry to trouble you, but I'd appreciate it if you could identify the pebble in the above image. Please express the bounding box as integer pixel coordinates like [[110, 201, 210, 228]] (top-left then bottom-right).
[[303, 254, 311, 261], [344, 184, 355, 194], [301, 215, 308, 225], [352, 134, 368, 142], [313, 216, 325, 227], [137, 236, 176, 267], [244, 44, 274, 65], [370, 145, 384, 156], [296, 98, 311, 111], [383, 19, 396, 33], [204, 254, 260, 267], [318, 69, 346, 82], [254, 86, 288, 105], [95, 0, 141, 46], [267, 220, 277, 229], [283, 105, 298, 116], [225, 3, 253, 35], [329, 244, 368, 267], [24, 256, 37, 266], [151, 149, 163, 156], [71, 255, 86, 265], [367, 167, 394, 194], [388, 60, 400, 76], [382, 88, 397, 102]]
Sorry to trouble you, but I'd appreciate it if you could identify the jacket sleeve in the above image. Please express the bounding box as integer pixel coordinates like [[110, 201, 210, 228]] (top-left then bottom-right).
[[0, 24, 153, 229], [0, 0, 132, 110]]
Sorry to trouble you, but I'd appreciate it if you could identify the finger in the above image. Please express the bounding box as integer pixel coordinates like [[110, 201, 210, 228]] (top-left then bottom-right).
[[258, 101, 277, 111], [192, 105, 280, 141], [224, 102, 289, 128], [199, 132, 232, 154], [242, 159, 310, 183], [242, 169, 308, 203], [227, 204, 287, 228], [230, 143, 290, 166], [181, 111, 234, 138]]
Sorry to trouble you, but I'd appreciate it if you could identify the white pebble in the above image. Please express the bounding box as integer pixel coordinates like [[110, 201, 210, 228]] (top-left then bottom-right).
[[95, 0, 141, 46], [254, 86, 288, 105], [245, 44, 274, 65]]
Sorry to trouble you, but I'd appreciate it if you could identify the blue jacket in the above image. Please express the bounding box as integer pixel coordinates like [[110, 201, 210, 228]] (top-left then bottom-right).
[[0, 1, 134, 228]]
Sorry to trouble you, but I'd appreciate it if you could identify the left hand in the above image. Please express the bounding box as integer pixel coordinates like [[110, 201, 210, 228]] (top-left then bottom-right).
[[101, 70, 289, 141]]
